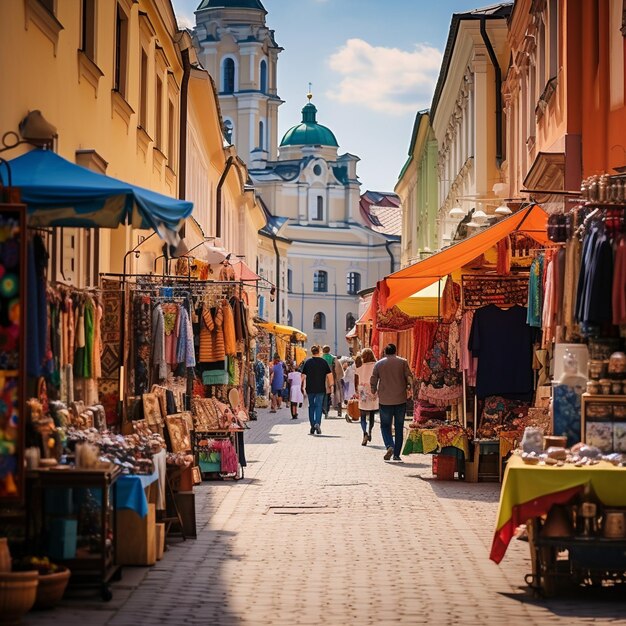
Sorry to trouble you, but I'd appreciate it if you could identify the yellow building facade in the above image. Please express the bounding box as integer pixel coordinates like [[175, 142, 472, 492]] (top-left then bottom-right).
[[0, 0, 262, 284]]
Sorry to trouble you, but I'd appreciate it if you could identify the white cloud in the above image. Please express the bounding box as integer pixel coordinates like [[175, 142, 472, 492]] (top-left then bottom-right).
[[326, 38, 442, 115], [176, 13, 195, 30]]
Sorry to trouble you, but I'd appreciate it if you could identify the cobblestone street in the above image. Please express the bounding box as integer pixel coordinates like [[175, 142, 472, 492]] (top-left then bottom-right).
[[24, 408, 626, 625]]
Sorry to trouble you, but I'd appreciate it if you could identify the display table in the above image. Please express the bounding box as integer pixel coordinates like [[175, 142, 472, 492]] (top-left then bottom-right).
[[116, 470, 158, 518], [402, 425, 470, 458], [490, 455, 626, 564], [26, 466, 121, 600]]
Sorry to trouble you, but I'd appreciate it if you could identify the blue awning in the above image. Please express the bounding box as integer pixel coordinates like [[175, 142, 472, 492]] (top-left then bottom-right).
[[0, 149, 193, 236]]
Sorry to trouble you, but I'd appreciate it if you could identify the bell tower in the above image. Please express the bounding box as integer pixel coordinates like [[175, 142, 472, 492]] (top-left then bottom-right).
[[193, 0, 283, 165]]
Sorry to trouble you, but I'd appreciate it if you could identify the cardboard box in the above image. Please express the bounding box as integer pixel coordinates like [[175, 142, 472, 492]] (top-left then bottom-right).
[[116, 503, 156, 565], [155, 522, 165, 560]]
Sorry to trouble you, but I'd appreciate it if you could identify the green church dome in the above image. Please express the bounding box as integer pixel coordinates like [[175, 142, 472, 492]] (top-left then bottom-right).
[[196, 0, 266, 12], [280, 102, 338, 148]]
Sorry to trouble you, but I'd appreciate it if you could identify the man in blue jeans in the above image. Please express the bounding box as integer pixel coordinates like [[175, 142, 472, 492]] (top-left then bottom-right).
[[301, 345, 333, 435], [370, 343, 413, 460]]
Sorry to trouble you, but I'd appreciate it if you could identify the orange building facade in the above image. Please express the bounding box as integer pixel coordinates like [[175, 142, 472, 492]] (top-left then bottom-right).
[[503, 0, 626, 208]]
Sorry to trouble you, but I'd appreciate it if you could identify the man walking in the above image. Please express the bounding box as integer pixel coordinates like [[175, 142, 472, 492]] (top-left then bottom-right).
[[301, 345, 333, 435], [321, 345, 335, 418], [370, 344, 412, 461]]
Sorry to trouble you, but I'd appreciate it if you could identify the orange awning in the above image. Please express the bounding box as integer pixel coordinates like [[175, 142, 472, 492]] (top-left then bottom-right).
[[384, 204, 549, 309]]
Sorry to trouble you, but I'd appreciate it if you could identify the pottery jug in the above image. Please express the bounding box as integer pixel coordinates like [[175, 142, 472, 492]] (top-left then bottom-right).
[[0, 538, 10, 572]]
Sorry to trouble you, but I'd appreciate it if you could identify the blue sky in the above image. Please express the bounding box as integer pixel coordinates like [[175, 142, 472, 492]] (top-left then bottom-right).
[[172, 0, 489, 192]]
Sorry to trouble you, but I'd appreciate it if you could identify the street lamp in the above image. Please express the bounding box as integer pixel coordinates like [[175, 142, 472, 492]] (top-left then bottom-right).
[[495, 202, 512, 216]]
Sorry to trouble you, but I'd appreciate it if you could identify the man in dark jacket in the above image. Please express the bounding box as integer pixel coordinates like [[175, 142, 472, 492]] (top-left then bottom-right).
[[301, 345, 333, 435]]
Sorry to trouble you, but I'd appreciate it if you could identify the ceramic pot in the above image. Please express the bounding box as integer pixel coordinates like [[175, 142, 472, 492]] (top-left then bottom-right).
[[541, 504, 574, 538], [604, 511, 626, 539], [34, 566, 71, 610], [0, 570, 38, 625], [0, 539, 10, 573], [608, 352, 626, 375]]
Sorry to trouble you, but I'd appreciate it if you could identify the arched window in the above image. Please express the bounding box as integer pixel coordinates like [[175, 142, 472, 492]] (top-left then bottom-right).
[[313, 312, 326, 330], [223, 119, 234, 144], [287, 310, 293, 327], [222, 57, 235, 94], [347, 271, 361, 295], [259, 59, 267, 93], [313, 270, 327, 293], [313, 195, 324, 221], [346, 312, 356, 331], [258, 120, 265, 150]]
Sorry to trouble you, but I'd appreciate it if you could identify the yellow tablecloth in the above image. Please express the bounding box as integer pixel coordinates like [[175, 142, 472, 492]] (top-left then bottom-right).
[[490, 455, 626, 563], [403, 427, 470, 459]]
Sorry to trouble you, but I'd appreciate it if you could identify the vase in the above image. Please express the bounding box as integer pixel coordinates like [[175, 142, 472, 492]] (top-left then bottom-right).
[[0, 570, 38, 625], [0, 539, 10, 573], [34, 566, 71, 610]]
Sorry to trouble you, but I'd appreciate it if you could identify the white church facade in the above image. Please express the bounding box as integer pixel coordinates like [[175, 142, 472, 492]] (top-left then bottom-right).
[[192, 0, 400, 353]]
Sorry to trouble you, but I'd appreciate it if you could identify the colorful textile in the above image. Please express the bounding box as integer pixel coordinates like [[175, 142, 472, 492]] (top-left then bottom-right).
[[411, 320, 437, 376], [490, 455, 626, 564], [418, 323, 462, 406], [526, 254, 544, 327], [402, 426, 469, 458]]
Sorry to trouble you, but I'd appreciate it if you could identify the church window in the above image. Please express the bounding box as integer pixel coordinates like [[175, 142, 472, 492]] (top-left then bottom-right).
[[260, 59, 267, 93], [222, 57, 235, 94], [347, 272, 361, 295], [313, 196, 324, 221], [313, 270, 327, 293], [313, 164, 322, 176], [287, 269, 293, 292], [287, 310, 293, 326], [313, 312, 326, 330], [259, 120, 265, 150], [346, 313, 356, 331]]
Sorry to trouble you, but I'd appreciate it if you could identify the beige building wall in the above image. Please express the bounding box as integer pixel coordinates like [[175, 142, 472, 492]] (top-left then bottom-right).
[[431, 14, 510, 246]]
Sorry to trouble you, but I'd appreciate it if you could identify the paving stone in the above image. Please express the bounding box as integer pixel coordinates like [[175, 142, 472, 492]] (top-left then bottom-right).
[[21, 405, 626, 625]]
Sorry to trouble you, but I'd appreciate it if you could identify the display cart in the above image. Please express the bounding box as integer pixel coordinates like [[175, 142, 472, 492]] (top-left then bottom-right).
[[490, 455, 626, 597], [26, 465, 121, 601], [194, 428, 244, 481]]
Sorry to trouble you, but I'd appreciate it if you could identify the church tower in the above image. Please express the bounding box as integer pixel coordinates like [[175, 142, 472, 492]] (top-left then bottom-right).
[[193, 0, 283, 166]]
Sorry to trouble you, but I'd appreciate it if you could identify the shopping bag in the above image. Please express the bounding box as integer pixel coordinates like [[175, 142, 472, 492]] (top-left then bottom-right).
[[347, 399, 360, 421]]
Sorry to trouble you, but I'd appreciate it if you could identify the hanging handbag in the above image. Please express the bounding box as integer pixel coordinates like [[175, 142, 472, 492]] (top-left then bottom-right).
[[347, 398, 361, 421]]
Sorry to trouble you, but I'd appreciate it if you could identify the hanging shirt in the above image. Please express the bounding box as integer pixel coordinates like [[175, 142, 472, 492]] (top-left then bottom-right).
[[199, 305, 225, 363], [526, 254, 544, 327], [162, 303, 180, 366], [469, 304, 535, 399], [152, 304, 167, 380], [176, 306, 196, 368]]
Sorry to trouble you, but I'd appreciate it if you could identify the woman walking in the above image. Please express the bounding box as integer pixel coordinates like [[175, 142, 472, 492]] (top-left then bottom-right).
[[287, 363, 304, 419], [354, 348, 379, 446]]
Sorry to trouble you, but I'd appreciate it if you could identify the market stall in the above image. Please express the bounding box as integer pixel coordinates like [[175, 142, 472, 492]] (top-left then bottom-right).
[[365, 205, 554, 479], [490, 173, 626, 594], [0, 147, 207, 601]]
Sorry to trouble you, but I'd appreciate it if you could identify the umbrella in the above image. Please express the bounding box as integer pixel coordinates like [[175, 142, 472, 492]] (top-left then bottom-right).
[[1, 149, 192, 236]]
